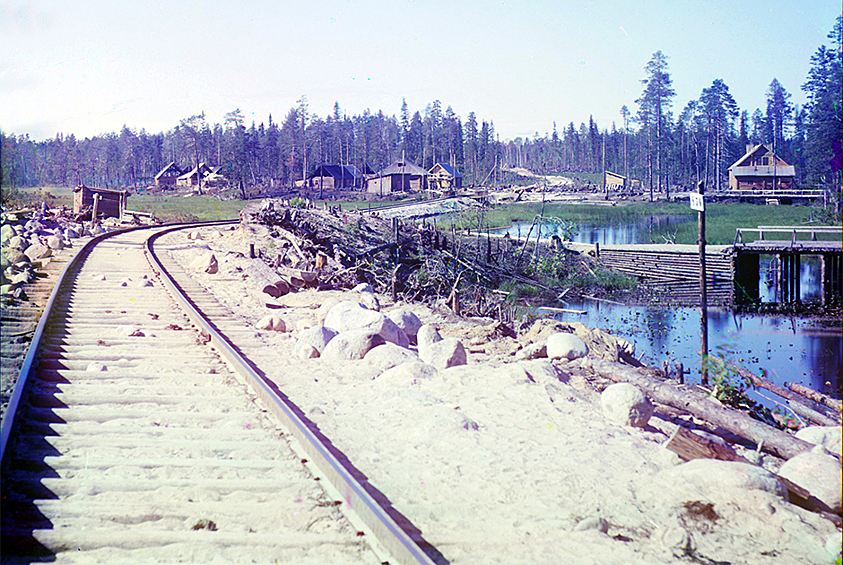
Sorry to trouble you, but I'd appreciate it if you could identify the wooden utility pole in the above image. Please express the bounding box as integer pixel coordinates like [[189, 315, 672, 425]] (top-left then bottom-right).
[[602, 133, 608, 200], [695, 180, 709, 384]]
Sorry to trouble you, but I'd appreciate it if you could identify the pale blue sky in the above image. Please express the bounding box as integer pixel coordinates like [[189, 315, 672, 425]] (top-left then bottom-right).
[[1, 0, 839, 142]]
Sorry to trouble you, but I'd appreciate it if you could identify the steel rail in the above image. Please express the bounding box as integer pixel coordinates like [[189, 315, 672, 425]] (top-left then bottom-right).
[[145, 223, 439, 565], [0, 220, 235, 465], [1, 228, 112, 465]]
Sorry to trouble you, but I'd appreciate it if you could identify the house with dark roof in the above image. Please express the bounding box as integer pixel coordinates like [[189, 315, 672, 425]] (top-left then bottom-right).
[[154, 162, 185, 188], [367, 159, 429, 195], [728, 144, 795, 191], [308, 165, 362, 190], [429, 162, 463, 190]]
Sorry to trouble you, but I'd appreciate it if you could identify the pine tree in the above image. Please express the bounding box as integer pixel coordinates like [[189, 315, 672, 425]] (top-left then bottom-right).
[[802, 16, 842, 190], [636, 51, 675, 200]]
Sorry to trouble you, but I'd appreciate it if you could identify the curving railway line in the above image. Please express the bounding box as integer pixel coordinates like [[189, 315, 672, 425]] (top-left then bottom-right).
[[1, 223, 440, 565]]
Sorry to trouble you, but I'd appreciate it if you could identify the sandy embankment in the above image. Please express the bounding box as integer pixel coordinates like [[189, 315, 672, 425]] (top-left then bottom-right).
[[163, 225, 840, 565]]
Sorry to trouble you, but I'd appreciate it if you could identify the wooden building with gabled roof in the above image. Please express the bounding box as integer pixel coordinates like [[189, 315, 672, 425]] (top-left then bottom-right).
[[429, 163, 463, 190], [308, 165, 363, 189], [728, 144, 796, 191], [367, 159, 429, 195], [154, 162, 185, 188]]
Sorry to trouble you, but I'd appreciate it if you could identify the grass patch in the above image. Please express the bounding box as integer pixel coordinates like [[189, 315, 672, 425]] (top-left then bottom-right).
[[131, 195, 247, 222]]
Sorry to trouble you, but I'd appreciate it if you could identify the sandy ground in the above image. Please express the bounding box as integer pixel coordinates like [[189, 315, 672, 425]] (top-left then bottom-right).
[[161, 225, 840, 565]]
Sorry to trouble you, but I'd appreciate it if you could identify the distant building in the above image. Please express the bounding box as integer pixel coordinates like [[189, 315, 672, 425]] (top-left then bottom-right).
[[176, 163, 225, 189], [73, 185, 127, 219], [154, 162, 185, 188], [367, 159, 429, 195], [429, 163, 463, 190], [604, 171, 641, 191], [728, 144, 795, 191], [307, 165, 363, 190]]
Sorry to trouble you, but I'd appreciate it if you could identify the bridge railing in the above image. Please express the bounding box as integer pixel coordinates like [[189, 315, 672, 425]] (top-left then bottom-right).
[[734, 225, 842, 246]]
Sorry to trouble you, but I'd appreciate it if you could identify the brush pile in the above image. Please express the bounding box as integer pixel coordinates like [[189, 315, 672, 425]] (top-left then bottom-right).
[[239, 199, 612, 321]]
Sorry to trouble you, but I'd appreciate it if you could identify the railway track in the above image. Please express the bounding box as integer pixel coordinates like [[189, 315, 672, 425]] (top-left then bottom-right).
[[1, 224, 439, 564]]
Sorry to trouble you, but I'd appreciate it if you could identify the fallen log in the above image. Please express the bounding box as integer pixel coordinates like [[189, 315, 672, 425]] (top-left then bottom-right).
[[584, 358, 815, 460], [786, 382, 843, 415], [706, 356, 839, 426], [665, 426, 842, 526], [537, 306, 587, 315]]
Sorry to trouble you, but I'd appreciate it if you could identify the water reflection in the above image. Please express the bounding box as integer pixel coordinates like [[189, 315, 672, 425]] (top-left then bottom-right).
[[550, 300, 841, 402], [495, 215, 692, 245], [759, 254, 824, 303]]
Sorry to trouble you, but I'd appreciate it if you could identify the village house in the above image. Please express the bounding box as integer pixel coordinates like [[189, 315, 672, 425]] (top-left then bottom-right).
[[307, 165, 363, 190], [367, 159, 429, 195], [154, 162, 185, 188], [72, 185, 128, 220], [728, 144, 796, 191], [428, 163, 463, 190], [176, 163, 226, 189]]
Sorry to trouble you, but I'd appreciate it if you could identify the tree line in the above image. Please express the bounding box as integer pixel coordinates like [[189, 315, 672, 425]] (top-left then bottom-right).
[[2, 18, 839, 197]]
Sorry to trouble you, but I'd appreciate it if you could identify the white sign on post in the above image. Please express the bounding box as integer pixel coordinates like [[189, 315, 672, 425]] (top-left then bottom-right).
[[689, 192, 705, 212]]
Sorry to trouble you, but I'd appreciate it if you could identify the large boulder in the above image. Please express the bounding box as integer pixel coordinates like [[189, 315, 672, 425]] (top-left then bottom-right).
[[376, 361, 438, 386], [23, 243, 51, 261], [46, 235, 65, 250], [547, 332, 589, 361], [386, 309, 423, 343], [189, 253, 218, 274], [794, 425, 841, 456], [321, 330, 386, 361], [601, 383, 654, 427], [1, 224, 15, 246], [296, 325, 338, 354], [364, 343, 420, 371], [419, 338, 467, 370], [777, 446, 842, 513], [324, 301, 409, 348], [316, 297, 342, 323], [255, 314, 287, 332], [9, 235, 27, 250], [417, 324, 442, 352]]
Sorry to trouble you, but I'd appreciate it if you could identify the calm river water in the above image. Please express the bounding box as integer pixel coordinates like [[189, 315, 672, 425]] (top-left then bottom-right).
[[498, 217, 841, 401], [549, 301, 841, 404]]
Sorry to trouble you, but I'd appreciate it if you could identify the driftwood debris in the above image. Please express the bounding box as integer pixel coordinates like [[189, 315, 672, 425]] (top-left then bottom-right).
[[585, 358, 815, 460], [706, 356, 839, 426], [787, 382, 843, 415]]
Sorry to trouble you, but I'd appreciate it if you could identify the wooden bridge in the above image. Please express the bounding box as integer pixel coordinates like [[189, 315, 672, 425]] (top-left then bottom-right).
[[732, 226, 841, 305], [567, 225, 842, 306]]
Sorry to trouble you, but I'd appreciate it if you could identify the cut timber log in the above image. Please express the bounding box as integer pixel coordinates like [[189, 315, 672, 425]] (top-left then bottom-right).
[[665, 425, 749, 463], [537, 306, 587, 315], [787, 382, 843, 414], [585, 358, 815, 460], [707, 356, 839, 426]]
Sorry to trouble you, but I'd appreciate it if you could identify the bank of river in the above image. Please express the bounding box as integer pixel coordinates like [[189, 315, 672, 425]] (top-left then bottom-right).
[[547, 299, 841, 406]]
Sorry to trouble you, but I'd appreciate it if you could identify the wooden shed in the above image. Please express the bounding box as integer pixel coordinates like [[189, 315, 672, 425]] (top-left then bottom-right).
[[367, 159, 429, 195], [73, 185, 128, 219]]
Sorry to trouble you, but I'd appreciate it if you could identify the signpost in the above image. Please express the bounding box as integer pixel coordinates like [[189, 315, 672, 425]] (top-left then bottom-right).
[[693, 182, 709, 384]]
